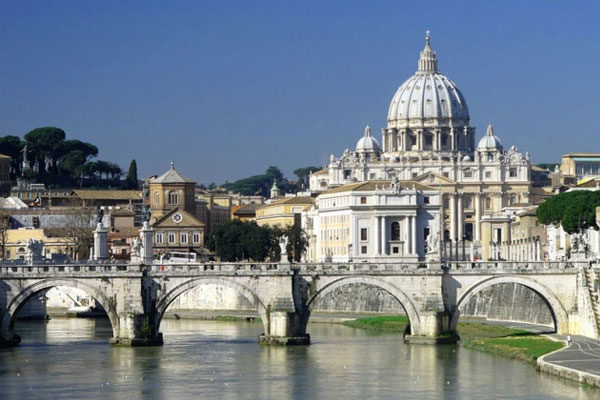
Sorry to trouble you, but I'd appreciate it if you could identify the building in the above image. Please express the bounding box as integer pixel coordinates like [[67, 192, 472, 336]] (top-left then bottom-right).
[[148, 162, 205, 256], [304, 179, 440, 262], [308, 33, 533, 260], [255, 196, 314, 228], [560, 153, 600, 182], [231, 203, 263, 222]]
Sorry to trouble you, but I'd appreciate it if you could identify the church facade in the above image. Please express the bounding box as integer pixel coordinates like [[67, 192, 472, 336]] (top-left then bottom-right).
[[308, 33, 533, 261]]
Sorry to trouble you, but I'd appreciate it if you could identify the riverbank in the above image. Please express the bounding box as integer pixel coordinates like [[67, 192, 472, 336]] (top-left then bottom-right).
[[342, 316, 564, 366]]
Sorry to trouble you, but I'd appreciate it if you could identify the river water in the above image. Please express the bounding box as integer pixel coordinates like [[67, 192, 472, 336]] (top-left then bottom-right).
[[0, 318, 596, 399]]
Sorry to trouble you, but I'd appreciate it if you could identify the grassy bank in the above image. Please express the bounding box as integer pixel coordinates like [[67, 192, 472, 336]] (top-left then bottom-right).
[[342, 316, 563, 365]]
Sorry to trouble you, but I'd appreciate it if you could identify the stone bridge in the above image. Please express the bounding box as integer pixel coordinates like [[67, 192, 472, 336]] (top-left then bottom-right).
[[0, 260, 598, 347]]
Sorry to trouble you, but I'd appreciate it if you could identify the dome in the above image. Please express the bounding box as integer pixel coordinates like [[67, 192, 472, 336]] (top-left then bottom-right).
[[356, 125, 380, 153], [477, 123, 503, 151], [387, 33, 470, 127]]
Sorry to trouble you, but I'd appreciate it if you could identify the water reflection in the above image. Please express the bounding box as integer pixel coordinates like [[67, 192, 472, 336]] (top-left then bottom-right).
[[0, 318, 595, 400]]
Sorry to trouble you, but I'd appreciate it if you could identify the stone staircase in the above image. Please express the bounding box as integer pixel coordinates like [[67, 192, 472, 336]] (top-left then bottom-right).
[[584, 268, 600, 335]]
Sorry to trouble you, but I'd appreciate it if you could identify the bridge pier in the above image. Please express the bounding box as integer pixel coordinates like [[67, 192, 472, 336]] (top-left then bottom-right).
[[109, 312, 163, 347], [259, 311, 310, 345]]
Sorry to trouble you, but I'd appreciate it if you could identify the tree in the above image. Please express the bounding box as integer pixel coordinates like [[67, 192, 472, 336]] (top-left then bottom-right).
[[293, 166, 320, 190], [536, 190, 600, 234], [57, 210, 95, 260], [0, 135, 24, 178], [125, 159, 139, 189], [284, 222, 308, 262], [207, 220, 279, 262], [24, 127, 66, 175]]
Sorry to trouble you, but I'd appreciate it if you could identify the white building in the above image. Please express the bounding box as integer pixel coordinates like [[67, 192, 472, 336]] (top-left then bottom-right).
[[304, 178, 441, 262], [309, 33, 532, 260]]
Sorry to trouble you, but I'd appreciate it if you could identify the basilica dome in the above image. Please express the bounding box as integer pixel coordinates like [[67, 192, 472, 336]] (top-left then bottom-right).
[[356, 125, 380, 153], [387, 33, 470, 127]]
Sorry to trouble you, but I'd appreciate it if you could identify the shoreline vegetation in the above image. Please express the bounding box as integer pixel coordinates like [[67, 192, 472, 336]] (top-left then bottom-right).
[[341, 315, 564, 365]]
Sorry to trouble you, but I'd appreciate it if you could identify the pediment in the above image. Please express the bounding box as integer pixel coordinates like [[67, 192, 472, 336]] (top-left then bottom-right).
[[413, 171, 456, 185], [151, 208, 204, 229]]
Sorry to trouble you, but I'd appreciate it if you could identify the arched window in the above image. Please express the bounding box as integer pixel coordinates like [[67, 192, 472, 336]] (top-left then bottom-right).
[[487, 153, 494, 162], [391, 221, 400, 241], [168, 190, 178, 205]]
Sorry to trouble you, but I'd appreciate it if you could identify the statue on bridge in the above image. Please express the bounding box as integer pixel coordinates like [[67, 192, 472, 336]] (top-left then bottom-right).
[[279, 235, 290, 264], [426, 220, 441, 262], [25, 238, 44, 265]]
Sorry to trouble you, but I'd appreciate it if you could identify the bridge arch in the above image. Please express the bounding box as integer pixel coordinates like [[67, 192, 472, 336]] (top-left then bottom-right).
[[155, 277, 270, 335], [3, 278, 119, 340], [306, 276, 422, 335], [454, 275, 569, 334]]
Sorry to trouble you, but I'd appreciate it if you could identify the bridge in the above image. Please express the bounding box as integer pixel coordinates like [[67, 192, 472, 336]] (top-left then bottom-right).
[[1, 260, 598, 347]]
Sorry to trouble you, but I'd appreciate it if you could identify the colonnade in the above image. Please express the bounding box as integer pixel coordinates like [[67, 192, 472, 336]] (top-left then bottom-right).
[[382, 127, 473, 153]]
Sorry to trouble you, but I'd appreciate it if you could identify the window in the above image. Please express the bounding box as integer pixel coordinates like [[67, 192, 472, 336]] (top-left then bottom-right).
[[412, 172, 417, 179], [391, 222, 400, 241], [424, 196, 430, 204], [369, 173, 376, 179], [485, 197, 492, 210], [155, 233, 163, 244], [360, 228, 368, 241], [180, 233, 188, 244], [168, 232, 176, 244], [32, 217, 40, 229], [193, 232, 201, 244], [343, 170, 351, 179], [360, 196, 367, 204], [392, 247, 399, 254], [487, 154, 494, 162], [443, 172, 449, 178], [464, 170, 472, 178], [154, 192, 159, 205], [443, 197, 449, 208], [168, 190, 179, 205], [361, 246, 368, 254], [509, 168, 517, 178], [485, 171, 491, 178], [464, 196, 472, 209]]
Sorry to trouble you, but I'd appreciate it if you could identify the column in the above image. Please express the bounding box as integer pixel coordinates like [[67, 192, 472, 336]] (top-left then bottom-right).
[[381, 217, 386, 256], [375, 217, 381, 256], [475, 193, 482, 242], [457, 194, 464, 241], [536, 240, 541, 261], [450, 128, 455, 151], [411, 215, 417, 255], [450, 193, 457, 242], [404, 216, 410, 255]]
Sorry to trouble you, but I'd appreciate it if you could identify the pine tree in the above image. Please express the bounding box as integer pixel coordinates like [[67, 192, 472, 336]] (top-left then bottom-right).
[[125, 159, 138, 189]]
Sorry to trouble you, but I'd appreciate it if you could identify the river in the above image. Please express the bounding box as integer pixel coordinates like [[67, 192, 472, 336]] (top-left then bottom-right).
[[0, 318, 595, 399]]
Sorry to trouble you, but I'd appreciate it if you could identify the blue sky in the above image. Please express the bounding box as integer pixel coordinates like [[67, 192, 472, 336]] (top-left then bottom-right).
[[1, 1, 599, 184]]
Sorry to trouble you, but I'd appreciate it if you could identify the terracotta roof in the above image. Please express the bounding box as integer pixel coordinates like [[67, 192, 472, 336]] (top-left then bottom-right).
[[233, 203, 262, 215], [74, 190, 142, 201], [266, 196, 315, 206], [110, 208, 136, 216], [313, 168, 329, 176], [323, 180, 433, 194], [152, 164, 195, 184], [108, 227, 140, 237]]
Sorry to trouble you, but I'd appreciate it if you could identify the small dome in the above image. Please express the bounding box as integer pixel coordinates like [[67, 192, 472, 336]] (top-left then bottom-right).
[[356, 125, 381, 153], [477, 123, 503, 151], [462, 155, 472, 162]]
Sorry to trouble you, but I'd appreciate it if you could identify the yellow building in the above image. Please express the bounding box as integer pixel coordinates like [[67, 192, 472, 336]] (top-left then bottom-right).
[[255, 196, 314, 228], [149, 162, 205, 255], [4, 228, 74, 260], [149, 162, 197, 221], [560, 153, 600, 182]]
